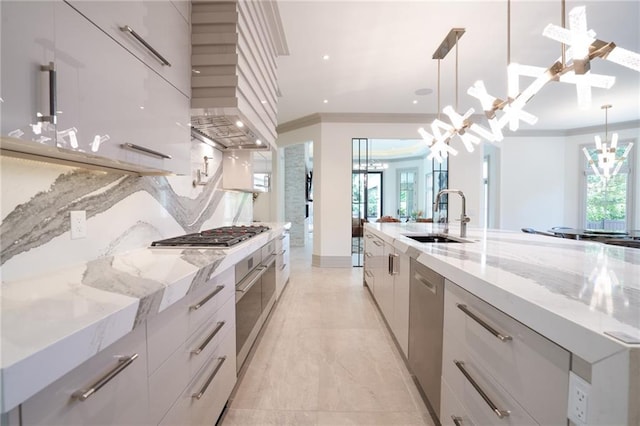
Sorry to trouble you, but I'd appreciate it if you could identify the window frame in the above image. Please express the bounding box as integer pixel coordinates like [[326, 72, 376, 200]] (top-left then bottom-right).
[[579, 139, 636, 231]]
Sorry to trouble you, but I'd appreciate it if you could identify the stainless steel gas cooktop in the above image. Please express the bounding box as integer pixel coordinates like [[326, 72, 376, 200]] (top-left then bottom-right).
[[150, 225, 270, 247]]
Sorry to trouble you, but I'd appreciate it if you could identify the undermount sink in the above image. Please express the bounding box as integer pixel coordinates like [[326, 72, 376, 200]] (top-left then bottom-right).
[[403, 234, 470, 243]]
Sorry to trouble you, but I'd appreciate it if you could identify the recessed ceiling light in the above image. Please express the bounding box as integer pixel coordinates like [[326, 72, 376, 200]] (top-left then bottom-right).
[[261, 100, 267, 104], [322, 54, 330, 60], [413, 100, 418, 104], [323, 99, 328, 104], [256, 139, 262, 145], [139, 106, 145, 110], [236, 120, 244, 127]]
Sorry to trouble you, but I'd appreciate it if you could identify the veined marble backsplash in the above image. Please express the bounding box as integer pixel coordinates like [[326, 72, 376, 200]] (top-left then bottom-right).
[[0, 143, 252, 282]]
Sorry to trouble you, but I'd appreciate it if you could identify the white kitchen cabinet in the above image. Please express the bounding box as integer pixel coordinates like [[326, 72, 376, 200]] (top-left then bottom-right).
[[275, 231, 290, 299], [441, 280, 570, 425], [223, 150, 272, 192], [0, 1, 190, 175], [391, 250, 410, 356], [65, 0, 191, 97], [363, 230, 385, 294], [21, 325, 149, 426], [149, 296, 235, 424], [0, 1, 56, 145], [440, 379, 477, 426], [54, 2, 189, 175], [146, 267, 235, 375], [363, 230, 410, 356], [159, 327, 236, 426]]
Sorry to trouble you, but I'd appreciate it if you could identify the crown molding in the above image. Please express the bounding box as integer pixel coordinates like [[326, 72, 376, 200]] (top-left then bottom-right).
[[277, 113, 640, 138]]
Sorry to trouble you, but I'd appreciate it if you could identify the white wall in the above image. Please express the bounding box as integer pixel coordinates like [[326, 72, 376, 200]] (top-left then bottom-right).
[[449, 143, 484, 227], [499, 135, 566, 231]]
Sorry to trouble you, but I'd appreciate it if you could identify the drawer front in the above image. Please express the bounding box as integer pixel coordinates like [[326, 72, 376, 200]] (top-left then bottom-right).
[[187, 267, 235, 336], [442, 334, 537, 426], [22, 326, 149, 426], [159, 329, 237, 426], [441, 379, 477, 426], [149, 296, 235, 424], [445, 282, 569, 424], [66, 0, 191, 96], [147, 267, 234, 374]]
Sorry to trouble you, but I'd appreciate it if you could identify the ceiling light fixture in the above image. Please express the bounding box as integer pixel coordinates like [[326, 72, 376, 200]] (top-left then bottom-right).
[[235, 120, 244, 128], [322, 54, 330, 61], [582, 104, 633, 182]]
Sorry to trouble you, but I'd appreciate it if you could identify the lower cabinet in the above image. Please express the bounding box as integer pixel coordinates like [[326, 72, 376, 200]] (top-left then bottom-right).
[[441, 280, 570, 425], [363, 230, 410, 357], [21, 326, 149, 425], [275, 231, 290, 299], [158, 328, 236, 426]]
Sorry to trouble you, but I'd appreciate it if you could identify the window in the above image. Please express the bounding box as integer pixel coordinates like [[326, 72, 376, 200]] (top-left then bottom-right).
[[581, 141, 635, 231], [397, 168, 418, 220]]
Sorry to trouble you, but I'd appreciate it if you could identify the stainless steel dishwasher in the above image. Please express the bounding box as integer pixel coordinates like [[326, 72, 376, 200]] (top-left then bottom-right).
[[408, 258, 444, 421]]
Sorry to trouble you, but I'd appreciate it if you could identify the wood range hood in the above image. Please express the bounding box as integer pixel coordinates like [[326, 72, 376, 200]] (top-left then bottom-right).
[[190, 0, 288, 151]]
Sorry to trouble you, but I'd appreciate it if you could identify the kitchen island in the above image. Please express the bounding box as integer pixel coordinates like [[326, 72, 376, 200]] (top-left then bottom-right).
[[364, 222, 639, 425], [0, 222, 290, 423]]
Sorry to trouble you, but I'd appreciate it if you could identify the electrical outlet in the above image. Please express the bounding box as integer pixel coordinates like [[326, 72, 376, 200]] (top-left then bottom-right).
[[70, 210, 87, 239], [568, 371, 590, 425]]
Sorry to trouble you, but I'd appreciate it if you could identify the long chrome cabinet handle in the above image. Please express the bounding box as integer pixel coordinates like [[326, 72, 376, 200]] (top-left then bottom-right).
[[279, 263, 286, 271], [119, 25, 171, 66], [39, 62, 57, 124], [72, 354, 139, 401], [121, 143, 172, 159], [190, 285, 224, 311], [372, 240, 383, 247], [192, 356, 226, 400], [236, 268, 264, 293], [191, 321, 225, 355], [364, 251, 373, 258], [456, 303, 512, 342], [454, 360, 510, 419], [451, 415, 464, 426], [278, 235, 286, 240], [276, 249, 287, 256]]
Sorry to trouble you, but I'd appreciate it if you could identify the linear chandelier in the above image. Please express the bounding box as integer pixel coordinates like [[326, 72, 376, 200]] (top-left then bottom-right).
[[582, 105, 634, 182], [419, 2, 640, 161]]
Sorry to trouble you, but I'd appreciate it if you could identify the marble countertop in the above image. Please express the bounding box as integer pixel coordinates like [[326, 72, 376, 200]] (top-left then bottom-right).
[[365, 223, 640, 363], [0, 222, 290, 413]]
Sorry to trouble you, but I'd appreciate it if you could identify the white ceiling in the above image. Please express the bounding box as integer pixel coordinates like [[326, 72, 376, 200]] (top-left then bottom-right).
[[275, 0, 640, 131]]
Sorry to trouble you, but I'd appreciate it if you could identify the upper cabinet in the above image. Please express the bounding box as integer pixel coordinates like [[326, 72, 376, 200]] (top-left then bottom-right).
[[66, 0, 191, 97], [222, 149, 271, 192], [0, 0, 191, 175]]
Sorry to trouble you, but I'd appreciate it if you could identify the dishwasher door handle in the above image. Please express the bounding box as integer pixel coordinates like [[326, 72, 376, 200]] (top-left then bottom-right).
[[414, 272, 436, 294]]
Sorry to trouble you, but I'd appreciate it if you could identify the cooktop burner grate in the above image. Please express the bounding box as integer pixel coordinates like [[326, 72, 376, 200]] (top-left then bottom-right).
[[150, 225, 270, 247]]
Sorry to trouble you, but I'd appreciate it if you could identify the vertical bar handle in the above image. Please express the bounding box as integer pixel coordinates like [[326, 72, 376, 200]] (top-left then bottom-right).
[[451, 416, 464, 426], [39, 62, 56, 124]]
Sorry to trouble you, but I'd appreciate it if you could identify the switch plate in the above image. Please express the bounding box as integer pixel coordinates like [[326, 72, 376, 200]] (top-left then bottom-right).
[[70, 210, 87, 239], [568, 371, 590, 425]]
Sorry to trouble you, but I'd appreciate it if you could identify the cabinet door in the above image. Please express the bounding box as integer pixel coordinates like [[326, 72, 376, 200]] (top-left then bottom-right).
[[392, 251, 410, 356], [21, 326, 149, 426], [54, 2, 190, 174], [65, 0, 191, 96], [275, 232, 290, 298], [377, 245, 395, 324], [0, 1, 56, 145]]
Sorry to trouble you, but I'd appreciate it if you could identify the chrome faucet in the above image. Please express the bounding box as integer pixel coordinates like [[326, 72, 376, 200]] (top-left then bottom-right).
[[434, 189, 471, 238]]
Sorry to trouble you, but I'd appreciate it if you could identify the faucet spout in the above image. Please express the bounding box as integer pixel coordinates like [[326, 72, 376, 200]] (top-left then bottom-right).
[[433, 189, 470, 238]]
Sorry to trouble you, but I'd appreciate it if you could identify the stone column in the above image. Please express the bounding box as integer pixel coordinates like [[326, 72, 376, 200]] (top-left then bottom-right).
[[284, 144, 309, 247]]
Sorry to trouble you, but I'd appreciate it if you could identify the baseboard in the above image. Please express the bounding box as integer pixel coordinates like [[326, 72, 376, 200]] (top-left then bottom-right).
[[311, 254, 352, 267]]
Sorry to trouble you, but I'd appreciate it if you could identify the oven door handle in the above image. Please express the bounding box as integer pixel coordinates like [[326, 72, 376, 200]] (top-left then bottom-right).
[[236, 268, 265, 296], [261, 255, 276, 268]]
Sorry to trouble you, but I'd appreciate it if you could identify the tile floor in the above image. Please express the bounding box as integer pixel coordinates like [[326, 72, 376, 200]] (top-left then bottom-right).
[[220, 242, 434, 425]]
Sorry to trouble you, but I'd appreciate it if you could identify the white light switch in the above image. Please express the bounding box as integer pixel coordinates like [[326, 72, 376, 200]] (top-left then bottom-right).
[[70, 210, 87, 239]]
